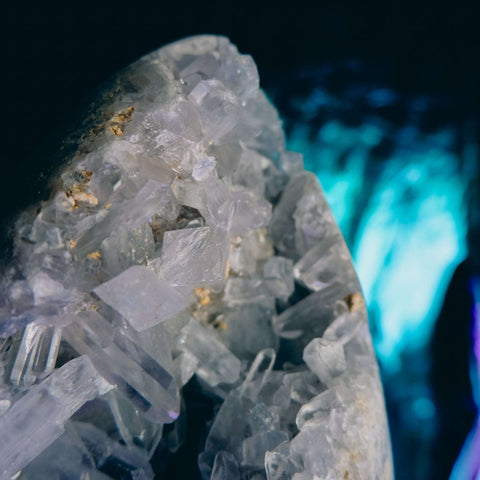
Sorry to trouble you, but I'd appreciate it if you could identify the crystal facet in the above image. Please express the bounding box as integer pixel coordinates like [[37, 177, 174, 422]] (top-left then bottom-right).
[[0, 35, 392, 479]]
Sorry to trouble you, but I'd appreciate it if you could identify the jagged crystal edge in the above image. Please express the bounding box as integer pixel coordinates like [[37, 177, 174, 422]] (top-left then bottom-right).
[[0, 35, 393, 480]]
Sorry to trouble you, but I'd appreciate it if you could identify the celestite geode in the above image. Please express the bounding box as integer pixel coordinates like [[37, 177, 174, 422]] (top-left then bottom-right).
[[0, 36, 393, 479]]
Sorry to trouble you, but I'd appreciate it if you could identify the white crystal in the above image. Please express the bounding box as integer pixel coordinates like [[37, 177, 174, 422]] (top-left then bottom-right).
[[192, 156, 217, 181], [263, 256, 295, 300], [10, 322, 62, 386], [248, 402, 280, 434], [177, 319, 242, 387], [303, 337, 347, 386], [0, 356, 112, 479], [0, 35, 391, 480], [100, 221, 155, 277], [93, 265, 189, 331], [273, 283, 352, 341], [160, 226, 229, 293], [242, 430, 289, 467], [294, 231, 360, 292], [63, 311, 180, 424]]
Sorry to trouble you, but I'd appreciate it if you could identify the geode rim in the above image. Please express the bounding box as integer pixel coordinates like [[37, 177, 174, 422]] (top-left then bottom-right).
[[0, 35, 393, 480]]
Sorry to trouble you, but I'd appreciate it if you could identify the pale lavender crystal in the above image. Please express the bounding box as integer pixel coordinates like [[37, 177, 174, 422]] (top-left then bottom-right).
[[273, 282, 351, 341], [177, 319, 242, 387], [192, 156, 217, 181], [0, 356, 112, 479], [242, 430, 289, 467], [269, 171, 339, 260], [0, 387, 64, 479], [64, 311, 180, 424], [211, 451, 241, 480], [263, 256, 295, 300], [10, 322, 62, 386], [73, 180, 179, 256], [303, 337, 347, 386], [189, 79, 242, 143], [100, 221, 155, 277], [160, 226, 229, 293], [93, 265, 188, 331], [0, 35, 391, 480]]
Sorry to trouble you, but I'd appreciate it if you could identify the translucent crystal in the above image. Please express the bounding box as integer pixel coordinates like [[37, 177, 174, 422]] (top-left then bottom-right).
[[106, 390, 163, 455], [265, 441, 301, 480], [290, 423, 333, 478], [263, 256, 295, 300], [177, 319, 241, 387], [73, 421, 154, 479], [211, 451, 241, 480], [172, 350, 198, 386], [283, 369, 324, 405], [100, 222, 155, 277], [0, 35, 391, 479], [229, 189, 272, 235], [229, 229, 274, 277], [273, 283, 351, 341], [248, 402, 280, 434], [220, 298, 278, 360], [199, 394, 249, 478], [303, 337, 347, 386], [270, 172, 320, 259], [63, 311, 180, 424], [192, 156, 217, 181], [294, 231, 360, 292], [189, 79, 242, 143], [73, 180, 179, 256], [93, 265, 189, 331], [0, 356, 112, 479], [239, 348, 276, 399], [242, 430, 289, 467], [10, 322, 62, 386], [28, 271, 79, 314], [19, 427, 102, 480], [160, 227, 229, 293], [295, 388, 343, 430], [270, 171, 337, 260]]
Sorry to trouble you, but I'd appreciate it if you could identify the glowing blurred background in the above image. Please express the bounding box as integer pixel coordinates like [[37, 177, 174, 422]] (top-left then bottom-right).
[[270, 63, 480, 479], [4, 1, 480, 478]]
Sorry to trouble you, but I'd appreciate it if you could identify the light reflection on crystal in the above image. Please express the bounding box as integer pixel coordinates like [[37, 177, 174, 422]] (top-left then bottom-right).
[[0, 38, 391, 479]]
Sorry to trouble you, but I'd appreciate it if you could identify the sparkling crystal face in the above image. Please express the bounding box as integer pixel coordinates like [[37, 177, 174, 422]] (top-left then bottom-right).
[[0, 36, 392, 479]]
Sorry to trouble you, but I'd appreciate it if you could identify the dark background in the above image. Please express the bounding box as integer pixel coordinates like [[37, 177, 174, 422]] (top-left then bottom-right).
[[3, 0, 480, 233]]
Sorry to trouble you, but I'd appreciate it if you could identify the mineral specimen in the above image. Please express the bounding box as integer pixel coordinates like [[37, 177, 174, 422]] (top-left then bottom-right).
[[0, 35, 393, 479]]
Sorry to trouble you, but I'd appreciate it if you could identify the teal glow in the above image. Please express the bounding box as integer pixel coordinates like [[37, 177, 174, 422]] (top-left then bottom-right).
[[277, 72, 476, 480], [367, 88, 397, 108], [355, 155, 467, 368], [412, 397, 436, 420], [288, 120, 469, 374]]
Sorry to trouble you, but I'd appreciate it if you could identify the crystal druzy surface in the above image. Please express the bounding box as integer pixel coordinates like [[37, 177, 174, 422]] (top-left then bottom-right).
[[0, 36, 393, 479]]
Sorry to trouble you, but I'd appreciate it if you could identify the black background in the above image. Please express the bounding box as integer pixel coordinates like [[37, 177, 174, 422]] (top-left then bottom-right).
[[3, 0, 479, 234]]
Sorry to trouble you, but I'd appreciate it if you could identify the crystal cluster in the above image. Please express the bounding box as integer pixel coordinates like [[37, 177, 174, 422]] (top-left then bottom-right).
[[0, 36, 393, 479]]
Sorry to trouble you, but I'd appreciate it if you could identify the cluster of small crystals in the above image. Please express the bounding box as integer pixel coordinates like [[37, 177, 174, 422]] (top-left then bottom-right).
[[0, 36, 393, 479]]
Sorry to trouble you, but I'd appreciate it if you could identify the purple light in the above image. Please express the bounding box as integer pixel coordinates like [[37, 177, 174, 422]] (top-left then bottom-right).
[[168, 410, 179, 420], [450, 276, 480, 480]]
